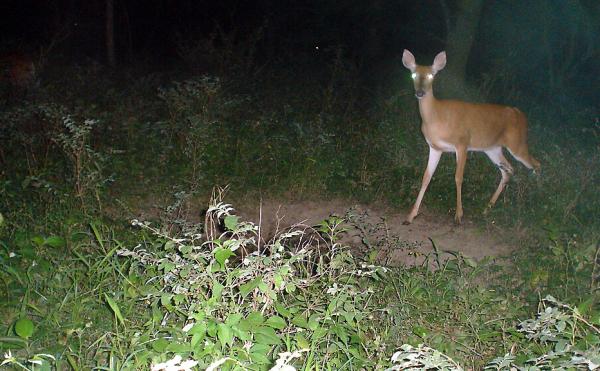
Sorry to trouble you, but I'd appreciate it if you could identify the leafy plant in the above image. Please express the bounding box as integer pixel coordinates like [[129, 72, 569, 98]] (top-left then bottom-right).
[[52, 114, 110, 208], [387, 344, 464, 371], [114, 196, 387, 369], [385, 295, 600, 371]]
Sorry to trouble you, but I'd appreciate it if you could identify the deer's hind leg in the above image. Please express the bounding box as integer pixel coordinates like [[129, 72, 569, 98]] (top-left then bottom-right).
[[484, 147, 513, 210], [507, 145, 541, 174], [504, 118, 541, 173]]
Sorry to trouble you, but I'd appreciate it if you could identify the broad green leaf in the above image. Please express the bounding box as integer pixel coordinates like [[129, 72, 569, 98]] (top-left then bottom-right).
[[296, 334, 310, 349], [224, 215, 239, 231], [273, 273, 284, 289], [250, 351, 271, 365], [291, 316, 309, 329], [254, 326, 281, 345], [238, 319, 252, 332], [173, 294, 185, 305], [247, 311, 265, 327], [240, 277, 261, 297], [555, 338, 568, 352], [104, 294, 125, 326], [239, 311, 265, 332], [179, 245, 192, 254], [333, 325, 348, 344], [307, 314, 320, 331], [367, 250, 378, 263], [327, 297, 339, 313], [312, 327, 327, 340], [191, 332, 203, 349], [164, 240, 175, 250], [251, 343, 270, 353], [152, 338, 169, 352], [227, 313, 243, 326], [342, 311, 355, 325], [214, 247, 235, 266], [207, 320, 218, 337], [211, 281, 224, 300], [161, 294, 173, 306], [44, 235, 66, 248], [167, 341, 192, 353], [232, 325, 251, 342], [31, 235, 45, 247], [14, 317, 34, 339], [275, 303, 292, 318], [179, 266, 191, 278], [20, 247, 35, 259], [217, 323, 234, 348], [285, 283, 296, 293], [350, 333, 362, 344], [159, 261, 176, 273], [189, 322, 207, 336], [66, 354, 78, 371], [265, 316, 286, 330], [250, 343, 271, 364], [258, 281, 269, 293]]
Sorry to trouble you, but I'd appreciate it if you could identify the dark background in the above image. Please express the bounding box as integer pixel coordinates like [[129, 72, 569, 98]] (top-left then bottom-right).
[[2, 0, 599, 107]]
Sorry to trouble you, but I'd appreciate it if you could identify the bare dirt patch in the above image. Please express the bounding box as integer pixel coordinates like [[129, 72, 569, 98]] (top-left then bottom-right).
[[235, 199, 514, 267]]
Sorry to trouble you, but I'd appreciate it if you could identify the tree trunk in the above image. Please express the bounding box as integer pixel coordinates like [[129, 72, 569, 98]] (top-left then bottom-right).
[[439, 0, 484, 99], [106, 0, 116, 68]]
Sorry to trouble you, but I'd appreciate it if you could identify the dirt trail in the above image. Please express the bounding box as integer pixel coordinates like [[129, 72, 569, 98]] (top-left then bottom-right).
[[236, 199, 514, 267]]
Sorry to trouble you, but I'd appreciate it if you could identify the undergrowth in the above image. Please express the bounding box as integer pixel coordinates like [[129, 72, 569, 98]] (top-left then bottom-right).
[[0, 52, 598, 369], [1, 193, 599, 369]]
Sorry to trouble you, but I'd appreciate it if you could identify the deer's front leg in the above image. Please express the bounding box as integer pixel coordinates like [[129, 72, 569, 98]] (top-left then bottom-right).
[[404, 147, 442, 225], [454, 146, 468, 224]]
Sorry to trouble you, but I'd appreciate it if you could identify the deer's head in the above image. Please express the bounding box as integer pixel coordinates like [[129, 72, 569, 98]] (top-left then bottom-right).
[[402, 50, 446, 99]]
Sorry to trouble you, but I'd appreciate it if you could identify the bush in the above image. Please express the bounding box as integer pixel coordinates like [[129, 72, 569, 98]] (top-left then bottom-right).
[[111, 194, 388, 369]]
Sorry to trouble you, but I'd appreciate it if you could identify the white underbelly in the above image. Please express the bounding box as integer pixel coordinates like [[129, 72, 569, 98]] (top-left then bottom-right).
[[427, 139, 498, 153], [426, 139, 456, 152]]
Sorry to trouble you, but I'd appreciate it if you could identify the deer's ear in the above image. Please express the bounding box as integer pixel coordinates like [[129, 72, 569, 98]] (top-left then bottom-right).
[[432, 51, 447, 73], [402, 49, 416, 71]]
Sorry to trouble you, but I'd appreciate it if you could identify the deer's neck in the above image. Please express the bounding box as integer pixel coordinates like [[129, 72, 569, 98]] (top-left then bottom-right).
[[417, 92, 439, 125]]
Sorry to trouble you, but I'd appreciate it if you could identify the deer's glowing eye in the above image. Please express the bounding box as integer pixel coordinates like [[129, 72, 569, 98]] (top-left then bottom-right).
[[411, 73, 417, 79], [427, 73, 434, 79]]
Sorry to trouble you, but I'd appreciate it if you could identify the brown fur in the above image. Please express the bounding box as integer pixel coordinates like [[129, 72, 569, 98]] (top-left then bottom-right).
[[402, 50, 539, 224]]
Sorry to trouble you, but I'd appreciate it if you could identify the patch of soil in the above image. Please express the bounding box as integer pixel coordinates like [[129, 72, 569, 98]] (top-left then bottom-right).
[[235, 199, 514, 267]]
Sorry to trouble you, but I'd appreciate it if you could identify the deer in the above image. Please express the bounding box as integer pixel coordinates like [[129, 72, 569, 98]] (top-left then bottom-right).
[[0, 53, 37, 90], [401, 49, 540, 225], [0, 25, 72, 99]]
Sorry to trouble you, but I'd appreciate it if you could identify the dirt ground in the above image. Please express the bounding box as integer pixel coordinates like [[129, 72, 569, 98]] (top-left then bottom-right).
[[235, 199, 514, 267]]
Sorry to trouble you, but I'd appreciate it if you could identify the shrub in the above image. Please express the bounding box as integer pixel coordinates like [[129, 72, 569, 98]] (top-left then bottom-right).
[[113, 194, 388, 369]]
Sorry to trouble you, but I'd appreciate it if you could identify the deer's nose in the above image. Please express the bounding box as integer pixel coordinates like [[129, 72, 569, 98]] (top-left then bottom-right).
[[415, 90, 425, 98]]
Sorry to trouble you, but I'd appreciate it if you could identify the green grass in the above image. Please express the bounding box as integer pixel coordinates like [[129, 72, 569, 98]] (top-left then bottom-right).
[[0, 58, 598, 369]]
